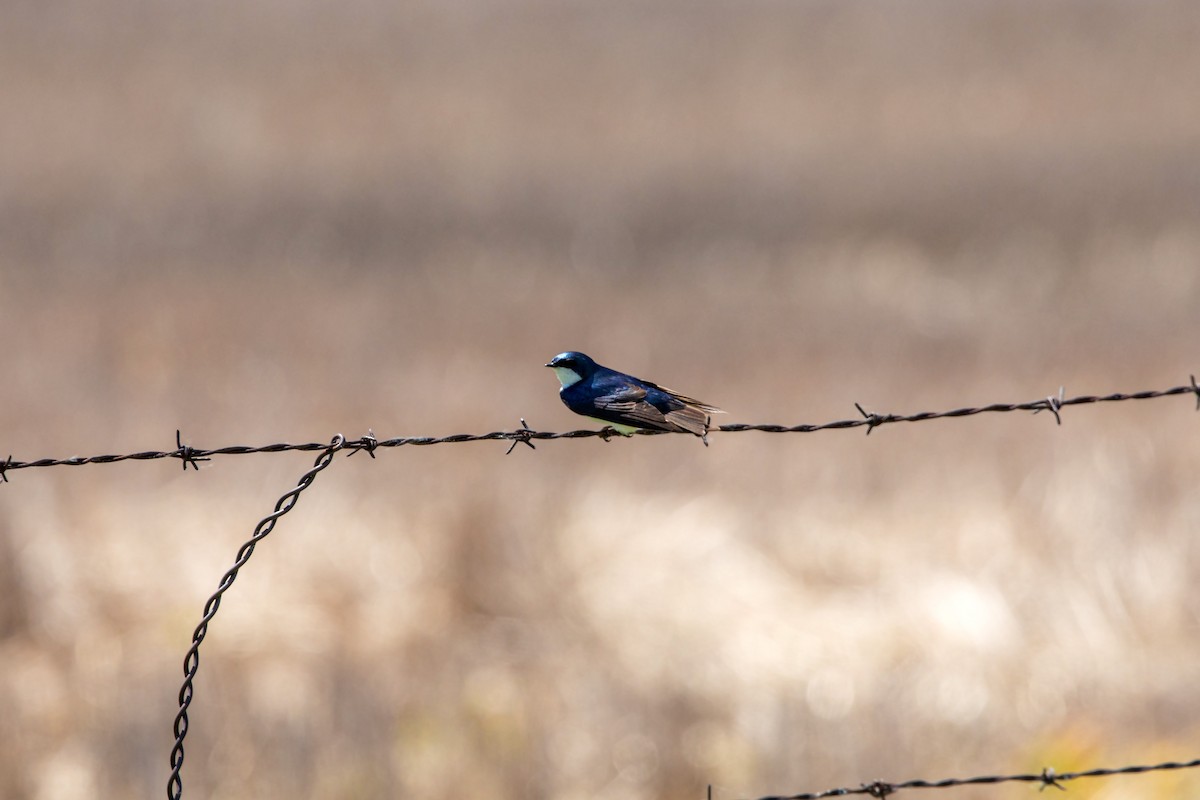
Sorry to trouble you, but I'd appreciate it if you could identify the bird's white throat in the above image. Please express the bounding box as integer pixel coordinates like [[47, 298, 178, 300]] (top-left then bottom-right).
[[551, 366, 583, 387]]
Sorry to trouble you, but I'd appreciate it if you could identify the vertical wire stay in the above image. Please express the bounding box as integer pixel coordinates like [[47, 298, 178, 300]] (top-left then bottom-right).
[[166, 435, 345, 800]]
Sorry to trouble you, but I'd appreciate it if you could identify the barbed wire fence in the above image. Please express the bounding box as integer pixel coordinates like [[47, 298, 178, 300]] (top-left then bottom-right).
[[3, 377, 1198, 477], [741, 757, 1200, 800], [2, 377, 1198, 800]]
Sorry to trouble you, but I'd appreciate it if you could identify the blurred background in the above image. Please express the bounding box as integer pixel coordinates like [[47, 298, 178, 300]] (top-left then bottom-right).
[[1, 1, 1199, 798]]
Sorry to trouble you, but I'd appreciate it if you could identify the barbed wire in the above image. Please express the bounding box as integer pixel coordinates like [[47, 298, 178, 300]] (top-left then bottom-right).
[[744, 757, 1200, 799], [0, 377, 1195, 481], [4, 377, 1195, 798]]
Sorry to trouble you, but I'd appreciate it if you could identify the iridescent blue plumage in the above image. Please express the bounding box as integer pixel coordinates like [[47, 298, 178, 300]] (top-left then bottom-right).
[[545, 351, 722, 439]]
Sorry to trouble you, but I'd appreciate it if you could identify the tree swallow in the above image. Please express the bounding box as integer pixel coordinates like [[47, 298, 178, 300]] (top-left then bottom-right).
[[546, 351, 723, 441]]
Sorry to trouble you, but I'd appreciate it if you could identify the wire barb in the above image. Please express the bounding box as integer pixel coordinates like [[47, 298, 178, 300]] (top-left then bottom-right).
[[505, 418, 537, 455], [348, 429, 379, 458], [173, 430, 209, 471], [863, 781, 895, 798], [1190, 374, 1199, 411], [854, 402, 894, 435], [0, 455, 11, 483], [1038, 767, 1065, 792], [1032, 386, 1065, 425]]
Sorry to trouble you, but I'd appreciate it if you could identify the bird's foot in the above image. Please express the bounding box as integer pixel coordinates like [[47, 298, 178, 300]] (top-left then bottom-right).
[[599, 426, 635, 442]]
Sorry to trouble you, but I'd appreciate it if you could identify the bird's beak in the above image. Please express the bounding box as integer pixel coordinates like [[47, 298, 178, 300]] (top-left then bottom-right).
[[544, 362, 554, 368]]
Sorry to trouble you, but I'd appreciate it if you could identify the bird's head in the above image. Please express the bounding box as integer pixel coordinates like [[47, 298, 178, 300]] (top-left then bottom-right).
[[545, 351, 597, 387]]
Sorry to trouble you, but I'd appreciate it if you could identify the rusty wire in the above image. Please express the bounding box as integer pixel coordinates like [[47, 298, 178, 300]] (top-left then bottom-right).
[[0, 377, 1195, 481]]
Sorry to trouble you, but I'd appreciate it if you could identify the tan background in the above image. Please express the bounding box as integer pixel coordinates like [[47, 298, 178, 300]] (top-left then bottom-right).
[[1, 1, 1199, 798]]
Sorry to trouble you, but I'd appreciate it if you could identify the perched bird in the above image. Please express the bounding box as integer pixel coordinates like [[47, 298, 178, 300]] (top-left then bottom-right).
[[545, 351, 723, 441]]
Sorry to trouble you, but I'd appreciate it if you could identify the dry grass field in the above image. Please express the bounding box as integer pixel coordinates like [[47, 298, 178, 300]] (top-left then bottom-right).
[[1, 2, 1199, 798]]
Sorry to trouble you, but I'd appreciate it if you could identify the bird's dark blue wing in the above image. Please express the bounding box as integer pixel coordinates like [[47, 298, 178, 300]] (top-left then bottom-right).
[[591, 376, 714, 435], [560, 367, 722, 436]]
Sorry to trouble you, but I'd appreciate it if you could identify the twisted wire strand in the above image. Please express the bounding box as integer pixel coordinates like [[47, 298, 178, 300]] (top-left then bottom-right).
[[748, 757, 1200, 799], [0, 378, 1194, 479], [3, 377, 1194, 798], [166, 436, 344, 800]]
